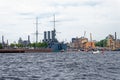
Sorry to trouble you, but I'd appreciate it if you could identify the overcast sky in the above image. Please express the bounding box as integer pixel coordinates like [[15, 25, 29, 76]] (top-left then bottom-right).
[[0, 0, 120, 43]]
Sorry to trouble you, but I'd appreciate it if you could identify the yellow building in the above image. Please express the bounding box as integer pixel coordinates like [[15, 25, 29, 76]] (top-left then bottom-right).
[[85, 42, 96, 49], [106, 34, 115, 50], [71, 37, 96, 50]]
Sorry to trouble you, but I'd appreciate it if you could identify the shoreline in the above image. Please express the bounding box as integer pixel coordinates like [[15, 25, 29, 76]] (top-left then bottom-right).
[[0, 48, 52, 53]]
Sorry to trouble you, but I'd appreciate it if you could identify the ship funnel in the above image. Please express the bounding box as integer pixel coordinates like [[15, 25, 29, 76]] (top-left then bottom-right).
[[44, 31, 47, 41], [2, 35, 4, 44], [48, 31, 50, 40], [52, 30, 55, 41]]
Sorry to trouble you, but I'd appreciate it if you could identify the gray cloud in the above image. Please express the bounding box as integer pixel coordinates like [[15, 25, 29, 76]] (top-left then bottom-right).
[[50, 0, 101, 8], [0, 0, 119, 43], [18, 12, 35, 16]]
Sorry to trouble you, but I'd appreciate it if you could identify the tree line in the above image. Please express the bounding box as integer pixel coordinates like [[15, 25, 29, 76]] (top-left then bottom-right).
[[10, 42, 48, 48], [95, 39, 107, 47], [0, 42, 48, 49]]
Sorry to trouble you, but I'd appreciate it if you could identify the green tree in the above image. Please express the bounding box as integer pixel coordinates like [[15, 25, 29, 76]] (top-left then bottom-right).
[[95, 39, 107, 47], [0, 43, 3, 49], [42, 42, 48, 48], [16, 44, 24, 48], [9, 42, 48, 49], [10, 43, 16, 48], [29, 42, 48, 48]]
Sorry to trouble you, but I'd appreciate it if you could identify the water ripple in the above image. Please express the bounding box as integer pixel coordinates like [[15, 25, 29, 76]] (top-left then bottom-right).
[[0, 51, 120, 80]]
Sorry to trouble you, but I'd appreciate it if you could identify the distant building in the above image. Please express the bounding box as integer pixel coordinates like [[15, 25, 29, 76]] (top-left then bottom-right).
[[71, 37, 87, 49], [106, 34, 115, 50], [18, 37, 23, 44], [106, 33, 120, 50], [116, 39, 120, 49], [18, 35, 31, 47], [1, 36, 9, 49], [85, 42, 95, 49], [71, 36, 96, 50]]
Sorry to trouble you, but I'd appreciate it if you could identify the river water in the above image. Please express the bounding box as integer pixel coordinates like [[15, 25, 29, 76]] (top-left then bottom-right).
[[0, 51, 120, 80]]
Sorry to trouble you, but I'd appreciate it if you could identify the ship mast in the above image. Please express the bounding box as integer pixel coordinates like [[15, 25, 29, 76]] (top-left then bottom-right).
[[51, 14, 57, 39], [35, 17, 39, 43], [49, 14, 60, 42], [53, 14, 56, 35]]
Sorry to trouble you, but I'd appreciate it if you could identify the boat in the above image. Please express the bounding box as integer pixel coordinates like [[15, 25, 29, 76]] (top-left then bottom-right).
[[42, 15, 67, 52], [60, 49, 65, 52], [92, 50, 100, 54]]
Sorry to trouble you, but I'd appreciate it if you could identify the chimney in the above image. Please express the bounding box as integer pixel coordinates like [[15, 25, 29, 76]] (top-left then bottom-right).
[[115, 32, 117, 41], [51, 30, 55, 41], [48, 31, 50, 41], [2, 35, 4, 44], [44, 31, 47, 41], [28, 35, 30, 43]]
